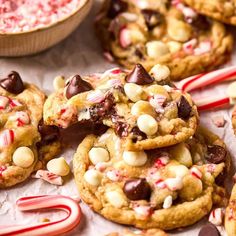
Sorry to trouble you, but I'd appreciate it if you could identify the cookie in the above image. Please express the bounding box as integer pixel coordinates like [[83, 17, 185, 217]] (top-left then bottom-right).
[[106, 228, 167, 236], [183, 0, 236, 26], [73, 127, 230, 230], [225, 183, 236, 236], [95, 0, 233, 80], [0, 71, 61, 188], [44, 64, 198, 151]]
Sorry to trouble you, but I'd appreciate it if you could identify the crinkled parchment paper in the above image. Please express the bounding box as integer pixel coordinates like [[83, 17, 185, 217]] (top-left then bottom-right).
[[0, 1, 236, 235]]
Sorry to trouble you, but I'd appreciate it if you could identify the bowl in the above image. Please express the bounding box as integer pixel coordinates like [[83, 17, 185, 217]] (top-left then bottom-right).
[[0, 0, 93, 57]]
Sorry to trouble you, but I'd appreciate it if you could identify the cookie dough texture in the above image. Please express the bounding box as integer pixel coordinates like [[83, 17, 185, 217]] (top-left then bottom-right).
[[95, 0, 233, 80], [183, 0, 236, 26], [44, 65, 198, 151], [0, 83, 60, 188], [73, 127, 229, 230]]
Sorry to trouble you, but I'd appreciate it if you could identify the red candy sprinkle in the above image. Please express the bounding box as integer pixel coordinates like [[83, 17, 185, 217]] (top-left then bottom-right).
[[0, 0, 82, 33]]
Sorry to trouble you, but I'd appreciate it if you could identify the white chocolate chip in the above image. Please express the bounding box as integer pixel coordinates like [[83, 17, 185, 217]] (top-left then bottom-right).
[[227, 81, 236, 101], [146, 41, 169, 58], [105, 190, 127, 208], [124, 83, 143, 102], [123, 151, 147, 167], [13, 147, 35, 168], [131, 101, 156, 117], [163, 195, 173, 209], [165, 177, 183, 191], [137, 114, 158, 136], [167, 19, 192, 42], [167, 41, 182, 53], [89, 147, 109, 165], [168, 165, 189, 178], [149, 64, 170, 82], [47, 157, 70, 176], [53, 76, 65, 91], [84, 169, 102, 186]]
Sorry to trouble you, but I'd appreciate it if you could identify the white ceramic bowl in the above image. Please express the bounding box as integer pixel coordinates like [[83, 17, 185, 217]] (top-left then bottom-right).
[[0, 0, 93, 57]]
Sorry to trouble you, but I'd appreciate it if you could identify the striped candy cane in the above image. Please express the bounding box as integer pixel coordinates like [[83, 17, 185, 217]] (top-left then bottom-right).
[[0, 195, 82, 236]]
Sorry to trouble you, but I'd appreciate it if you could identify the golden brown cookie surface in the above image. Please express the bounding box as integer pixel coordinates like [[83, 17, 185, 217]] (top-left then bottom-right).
[[95, 0, 233, 80], [73, 127, 229, 230]]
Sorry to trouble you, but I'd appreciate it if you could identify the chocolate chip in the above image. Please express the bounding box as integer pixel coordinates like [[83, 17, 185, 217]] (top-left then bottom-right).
[[123, 178, 151, 201], [125, 64, 154, 85], [38, 120, 60, 144], [65, 75, 92, 99], [190, 15, 210, 31], [177, 95, 192, 119], [141, 9, 163, 29], [131, 126, 147, 142], [0, 71, 24, 94], [206, 145, 227, 164], [107, 0, 128, 19], [198, 223, 220, 236]]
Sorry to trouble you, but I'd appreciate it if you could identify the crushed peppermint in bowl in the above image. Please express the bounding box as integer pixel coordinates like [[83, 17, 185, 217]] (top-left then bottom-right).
[[0, 0, 92, 56]]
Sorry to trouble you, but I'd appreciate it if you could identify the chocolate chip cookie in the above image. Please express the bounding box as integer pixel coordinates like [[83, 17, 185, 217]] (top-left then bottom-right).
[[95, 0, 233, 80], [183, 0, 236, 26], [0, 71, 61, 188], [44, 64, 198, 151], [73, 127, 230, 230]]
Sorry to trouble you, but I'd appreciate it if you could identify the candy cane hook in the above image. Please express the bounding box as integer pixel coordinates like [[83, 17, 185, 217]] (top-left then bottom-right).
[[0, 195, 82, 236]]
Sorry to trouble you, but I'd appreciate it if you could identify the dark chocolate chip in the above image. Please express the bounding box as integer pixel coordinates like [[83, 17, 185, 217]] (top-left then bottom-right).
[[123, 178, 151, 201], [125, 64, 154, 85], [198, 223, 220, 236], [107, 0, 128, 19], [206, 145, 227, 164], [141, 9, 163, 29], [177, 95, 192, 119], [190, 15, 210, 31], [38, 120, 60, 144], [0, 71, 24, 94], [131, 126, 147, 142], [65, 75, 92, 99]]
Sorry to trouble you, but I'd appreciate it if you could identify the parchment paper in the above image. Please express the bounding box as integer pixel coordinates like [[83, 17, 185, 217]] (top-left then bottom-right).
[[0, 1, 236, 235]]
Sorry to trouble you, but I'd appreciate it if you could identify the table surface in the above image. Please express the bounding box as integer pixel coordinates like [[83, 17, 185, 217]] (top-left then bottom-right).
[[1, 1, 236, 235]]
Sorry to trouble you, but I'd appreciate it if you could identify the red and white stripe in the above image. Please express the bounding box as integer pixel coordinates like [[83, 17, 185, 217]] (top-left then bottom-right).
[[14, 111, 30, 127], [209, 208, 223, 226], [9, 99, 22, 108], [0, 129, 14, 148], [190, 166, 202, 179], [176, 66, 236, 93], [0, 195, 82, 236], [33, 170, 63, 186]]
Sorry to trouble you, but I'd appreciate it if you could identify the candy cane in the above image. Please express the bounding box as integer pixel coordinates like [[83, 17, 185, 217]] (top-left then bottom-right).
[[175, 66, 236, 92], [0, 195, 82, 236], [194, 95, 230, 111]]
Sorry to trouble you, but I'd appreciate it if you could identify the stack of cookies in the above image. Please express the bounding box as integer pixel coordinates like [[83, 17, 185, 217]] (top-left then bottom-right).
[[44, 63, 231, 234]]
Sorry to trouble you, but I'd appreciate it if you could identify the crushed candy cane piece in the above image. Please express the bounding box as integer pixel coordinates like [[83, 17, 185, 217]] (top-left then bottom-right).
[[206, 164, 216, 173], [14, 111, 30, 126], [154, 155, 169, 168], [0, 129, 14, 148], [194, 41, 211, 55], [33, 170, 63, 185], [0, 0, 83, 33], [190, 166, 202, 179], [133, 205, 153, 218], [119, 27, 132, 48], [155, 179, 167, 189], [209, 208, 223, 226], [149, 94, 166, 113], [183, 38, 197, 54], [106, 169, 122, 181], [87, 90, 105, 103], [0, 166, 7, 177], [212, 115, 226, 128]]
